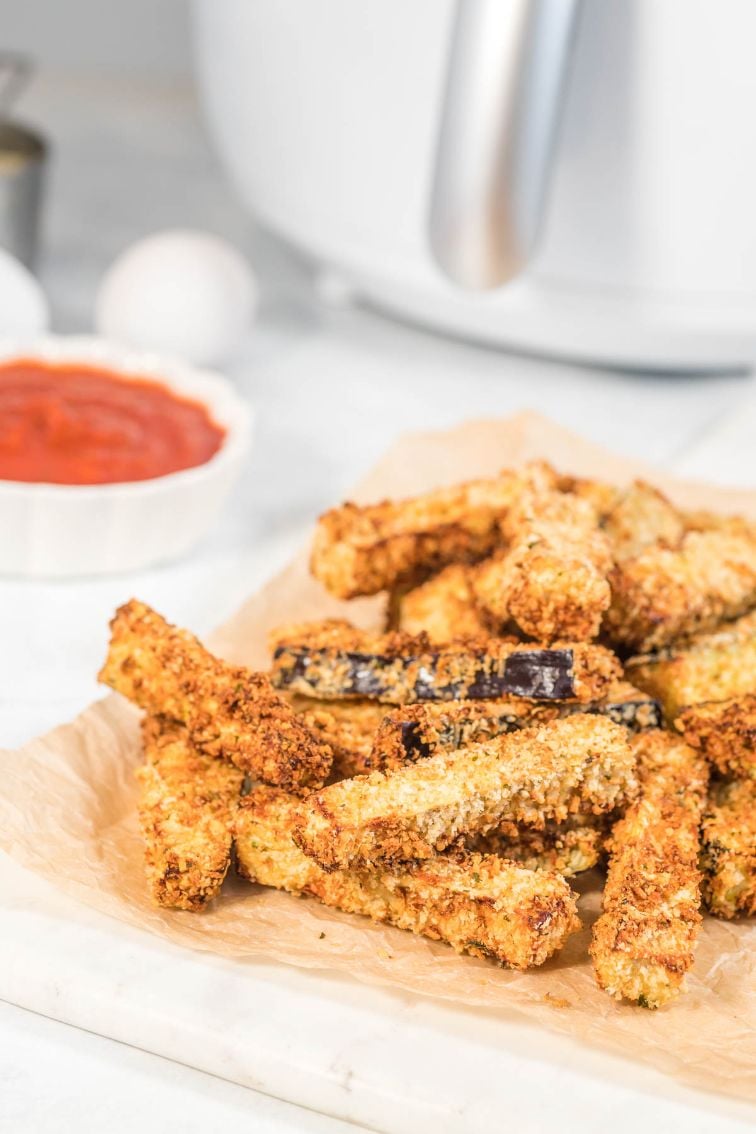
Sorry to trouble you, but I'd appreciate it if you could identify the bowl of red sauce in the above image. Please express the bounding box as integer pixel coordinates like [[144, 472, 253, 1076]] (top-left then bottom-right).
[[0, 336, 252, 576]]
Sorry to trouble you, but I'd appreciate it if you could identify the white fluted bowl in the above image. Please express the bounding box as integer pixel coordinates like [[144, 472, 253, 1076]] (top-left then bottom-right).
[[0, 336, 253, 577]]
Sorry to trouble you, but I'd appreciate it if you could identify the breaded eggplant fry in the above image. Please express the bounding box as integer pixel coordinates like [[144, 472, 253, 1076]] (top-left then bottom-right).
[[701, 779, 756, 918], [294, 715, 636, 871], [602, 480, 684, 562], [371, 700, 544, 771], [576, 684, 663, 730], [472, 488, 612, 642], [236, 786, 580, 969], [393, 563, 495, 643], [310, 469, 529, 600], [370, 681, 661, 771], [270, 620, 622, 705], [100, 599, 333, 794], [137, 717, 244, 911], [469, 819, 604, 878], [626, 610, 756, 719], [678, 694, 756, 780], [285, 679, 653, 784], [590, 731, 709, 1008], [605, 526, 756, 652], [310, 488, 507, 600], [289, 695, 386, 779]]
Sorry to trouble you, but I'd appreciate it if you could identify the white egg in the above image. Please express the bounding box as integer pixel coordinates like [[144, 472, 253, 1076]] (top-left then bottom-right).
[[0, 247, 50, 336], [95, 230, 258, 366]]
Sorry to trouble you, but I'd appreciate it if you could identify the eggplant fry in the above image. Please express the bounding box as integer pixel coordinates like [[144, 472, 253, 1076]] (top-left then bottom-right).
[[294, 715, 636, 872], [236, 786, 580, 969], [310, 484, 511, 601], [605, 525, 756, 652], [370, 681, 660, 771], [472, 487, 612, 642], [269, 620, 622, 705], [701, 779, 756, 919], [469, 819, 604, 878], [393, 563, 495, 643], [100, 599, 333, 795], [310, 468, 531, 600], [677, 694, 756, 780], [371, 700, 543, 772], [602, 480, 684, 562], [137, 717, 244, 911], [590, 731, 709, 1009], [626, 610, 756, 719]]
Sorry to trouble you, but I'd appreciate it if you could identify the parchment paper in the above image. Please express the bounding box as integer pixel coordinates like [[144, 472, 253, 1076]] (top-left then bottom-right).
[[2, 412, 755, 1103]]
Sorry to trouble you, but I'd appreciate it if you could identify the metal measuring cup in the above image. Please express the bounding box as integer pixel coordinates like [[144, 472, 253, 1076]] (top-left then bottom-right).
[[0, 54, 46, 267]]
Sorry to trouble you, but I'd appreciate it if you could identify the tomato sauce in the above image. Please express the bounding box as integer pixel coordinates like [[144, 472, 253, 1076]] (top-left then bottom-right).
[[0, 360, 226, 485]]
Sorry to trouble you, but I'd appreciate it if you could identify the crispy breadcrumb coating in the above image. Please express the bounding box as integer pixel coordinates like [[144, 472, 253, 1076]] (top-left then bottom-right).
[[310, 469, 529, 599], [394, 563, 496, 643], [294, 715, 636, 871], [288, 695, 386, 779], [289, 689, 652, 784], [285, 687, 655, 782], [590, 731, 709, 1008], [605, 526, 756, 652], [682, 511, 754, 535], [136, 717, 244, 911], [287, 684, 657, 784], [700, 779, 756, 918], [556, 474, 619, 518], [371, 700, 547, 771], [100, 599, 333, 794], [269, 619, 622, 705], [370, 682, 661, 771], [472, 488, 612, 642], [235, 786, 580, 969], [469, 819, 604, 877], [677, 694, 756, 780], [626, 610, 756, 719], [602, 480, 684, 562]]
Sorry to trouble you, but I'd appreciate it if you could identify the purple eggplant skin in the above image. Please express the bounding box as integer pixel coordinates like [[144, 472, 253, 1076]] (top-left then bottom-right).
[[499, 650, 575, 699], [272, 645, 579, 703]]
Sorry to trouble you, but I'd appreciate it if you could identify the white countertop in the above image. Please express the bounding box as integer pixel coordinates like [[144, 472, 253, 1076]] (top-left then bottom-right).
[[0, 999, 356, 1134], [2, 72, 755, 1133]]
